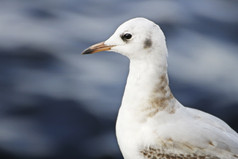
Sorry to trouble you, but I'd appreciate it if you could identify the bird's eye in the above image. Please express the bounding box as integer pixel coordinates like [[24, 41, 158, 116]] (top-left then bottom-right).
[[121, 33, 132, 41]]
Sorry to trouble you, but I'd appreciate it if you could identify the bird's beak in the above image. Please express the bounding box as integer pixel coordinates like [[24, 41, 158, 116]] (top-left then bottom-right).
[[81, 42, 115, 55]]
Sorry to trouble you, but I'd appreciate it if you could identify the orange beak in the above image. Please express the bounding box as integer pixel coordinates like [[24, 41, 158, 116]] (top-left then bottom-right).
[[81, 42, 114, 55]]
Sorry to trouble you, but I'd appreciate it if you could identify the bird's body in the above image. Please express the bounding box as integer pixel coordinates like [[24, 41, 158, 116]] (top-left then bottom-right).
[[82, 17, 238, 159]]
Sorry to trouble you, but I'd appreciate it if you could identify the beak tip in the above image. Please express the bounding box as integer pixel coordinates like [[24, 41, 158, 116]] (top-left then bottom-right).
[[81, 41, 113, 55], [81, 49, 93, 55]]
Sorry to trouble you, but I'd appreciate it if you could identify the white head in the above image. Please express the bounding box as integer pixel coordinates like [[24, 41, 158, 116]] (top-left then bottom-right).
[[82, 17, 168, 62]]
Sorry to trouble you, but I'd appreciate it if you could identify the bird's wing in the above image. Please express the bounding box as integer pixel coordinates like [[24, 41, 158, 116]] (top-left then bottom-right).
[[186, 107, 238, 152], [151, 106, 238, 158]]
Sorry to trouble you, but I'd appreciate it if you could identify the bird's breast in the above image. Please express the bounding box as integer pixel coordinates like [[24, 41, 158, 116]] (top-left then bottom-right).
[[116, 106, 160, 159]]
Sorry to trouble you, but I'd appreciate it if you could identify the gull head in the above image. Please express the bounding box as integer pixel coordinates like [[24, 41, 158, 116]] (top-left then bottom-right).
[[82, 17, 167, 60]]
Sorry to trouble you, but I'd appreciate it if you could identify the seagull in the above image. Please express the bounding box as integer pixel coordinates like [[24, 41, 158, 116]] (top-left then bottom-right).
[[82, 17, 238, 159]]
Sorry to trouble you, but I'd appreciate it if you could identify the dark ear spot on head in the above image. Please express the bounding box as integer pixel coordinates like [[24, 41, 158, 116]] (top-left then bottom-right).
[[144, 38, 152, 49]]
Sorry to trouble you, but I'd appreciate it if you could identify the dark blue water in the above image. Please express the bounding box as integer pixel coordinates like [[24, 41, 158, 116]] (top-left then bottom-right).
[[0, 0, 238, 159]]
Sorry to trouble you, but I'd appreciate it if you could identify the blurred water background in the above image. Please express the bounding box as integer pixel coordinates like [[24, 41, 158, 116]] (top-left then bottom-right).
[[0, 0, 238, 159]]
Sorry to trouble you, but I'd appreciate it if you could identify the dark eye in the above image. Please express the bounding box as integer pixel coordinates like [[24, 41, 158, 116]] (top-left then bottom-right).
[[121, 33, 132, 41]]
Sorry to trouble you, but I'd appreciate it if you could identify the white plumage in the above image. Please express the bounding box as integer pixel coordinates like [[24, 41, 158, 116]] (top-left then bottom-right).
[[82, 17, 238, 159]]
